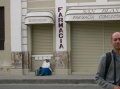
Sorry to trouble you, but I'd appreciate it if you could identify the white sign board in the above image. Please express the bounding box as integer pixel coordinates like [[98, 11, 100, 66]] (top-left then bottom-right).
[[65, 7, 120, 21], [25, 17, 54, 24], [66, 13, 120, 21], [55, 0, 67, 51]]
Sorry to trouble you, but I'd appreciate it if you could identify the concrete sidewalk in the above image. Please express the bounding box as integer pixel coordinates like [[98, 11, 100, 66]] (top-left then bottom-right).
[[0, 75, 96, 84]]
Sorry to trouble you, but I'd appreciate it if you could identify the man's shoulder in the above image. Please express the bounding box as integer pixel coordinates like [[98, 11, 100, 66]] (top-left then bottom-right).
[[101, 51, 112, 58]]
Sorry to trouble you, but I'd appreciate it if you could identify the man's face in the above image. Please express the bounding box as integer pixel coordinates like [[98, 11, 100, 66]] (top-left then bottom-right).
[[111, 32, 120, 50]]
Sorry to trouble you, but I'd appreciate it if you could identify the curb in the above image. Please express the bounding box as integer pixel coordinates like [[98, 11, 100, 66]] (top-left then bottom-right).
[[0, 79, 96, 84]]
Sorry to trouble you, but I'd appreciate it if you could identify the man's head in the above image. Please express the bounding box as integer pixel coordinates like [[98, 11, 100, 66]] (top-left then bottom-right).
[[111, 32, 120, 51], [45, 59, 49, 62]]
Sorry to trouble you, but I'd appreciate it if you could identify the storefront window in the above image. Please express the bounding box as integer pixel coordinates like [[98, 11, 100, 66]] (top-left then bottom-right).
[[0, 7, 5, 50]]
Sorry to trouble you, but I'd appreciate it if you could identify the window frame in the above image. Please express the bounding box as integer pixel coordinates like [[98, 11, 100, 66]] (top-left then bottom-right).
[[0, 6, 5, 50]]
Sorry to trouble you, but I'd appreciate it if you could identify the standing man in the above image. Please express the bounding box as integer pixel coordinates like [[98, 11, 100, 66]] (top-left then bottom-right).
[[95, 32, 120, 89]]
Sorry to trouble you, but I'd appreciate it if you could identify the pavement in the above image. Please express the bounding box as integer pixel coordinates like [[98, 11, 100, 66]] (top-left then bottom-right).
[[0, 75, 96, 84]]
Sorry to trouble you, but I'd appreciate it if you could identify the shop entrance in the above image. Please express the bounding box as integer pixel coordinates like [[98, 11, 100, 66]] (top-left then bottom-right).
[[31, 24, 53, 71], [71, 21, 120, 75]]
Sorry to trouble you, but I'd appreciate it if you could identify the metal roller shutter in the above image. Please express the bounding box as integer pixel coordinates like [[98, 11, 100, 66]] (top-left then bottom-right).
[[71, 21, 120, 75], [104, 22, 120, 52], [31, 24, 53, 55]]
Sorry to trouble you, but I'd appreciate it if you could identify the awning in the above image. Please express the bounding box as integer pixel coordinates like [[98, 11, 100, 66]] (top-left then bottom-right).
[[25, 12, 54, 24], [65, 6, 120, 21]]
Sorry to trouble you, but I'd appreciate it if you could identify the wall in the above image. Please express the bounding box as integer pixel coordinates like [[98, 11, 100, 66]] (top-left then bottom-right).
[[0, 0, 11, 75]]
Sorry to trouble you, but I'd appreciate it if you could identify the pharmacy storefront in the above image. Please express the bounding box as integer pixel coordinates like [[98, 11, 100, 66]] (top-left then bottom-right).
[[65, 6, 120, 75], [1, 0, 120, 76], [25, 1, 120, 75]]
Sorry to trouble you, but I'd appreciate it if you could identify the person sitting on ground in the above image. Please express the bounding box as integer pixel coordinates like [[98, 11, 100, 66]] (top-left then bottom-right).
[[38, 59, 52, 76]]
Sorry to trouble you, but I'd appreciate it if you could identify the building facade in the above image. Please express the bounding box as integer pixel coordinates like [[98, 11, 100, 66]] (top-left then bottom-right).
[[0, 0, 120, 75]]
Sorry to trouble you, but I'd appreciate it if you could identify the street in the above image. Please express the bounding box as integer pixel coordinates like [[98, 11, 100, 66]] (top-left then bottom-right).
[[0, 84, 102, 89]]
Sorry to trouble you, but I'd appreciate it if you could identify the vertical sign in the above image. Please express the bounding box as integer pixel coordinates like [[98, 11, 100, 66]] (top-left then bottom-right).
[[55, 0, 67, 51]]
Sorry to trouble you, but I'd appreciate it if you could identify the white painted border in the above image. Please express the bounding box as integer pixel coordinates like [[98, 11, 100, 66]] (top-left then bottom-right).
[[96, 0, 107, 3], [10, 0, 22, 51], [66, 2, 120, 7], [32, 55, 53, 60], [28, 0, 54, 2]]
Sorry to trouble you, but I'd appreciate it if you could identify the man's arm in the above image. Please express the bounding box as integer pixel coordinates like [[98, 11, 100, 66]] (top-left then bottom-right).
[[95, 55, 115, 89]]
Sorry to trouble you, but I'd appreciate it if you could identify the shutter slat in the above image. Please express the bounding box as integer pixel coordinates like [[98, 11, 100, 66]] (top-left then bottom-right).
[[32, 25, 53, 55], [71, 22, 103, 75]]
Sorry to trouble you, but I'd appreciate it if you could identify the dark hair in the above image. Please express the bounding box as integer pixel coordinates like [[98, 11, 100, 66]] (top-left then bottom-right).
[[46, 59, 49, 62]]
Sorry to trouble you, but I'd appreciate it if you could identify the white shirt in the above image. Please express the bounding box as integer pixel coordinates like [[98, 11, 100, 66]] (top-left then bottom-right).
[[42, 61, 50, 68]]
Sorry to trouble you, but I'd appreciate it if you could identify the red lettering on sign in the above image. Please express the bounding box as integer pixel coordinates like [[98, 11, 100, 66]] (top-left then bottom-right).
[[59, 28, 63, 33], [58, 12, 63, 17], [60, 39, 62, 43], [58, 7, 64, 49], [59, 44, 64, 49], [58, 23, 63, 27], [58, 18, 63, 22], [59, 33, 63, 38], [58, 7, 62, 12]]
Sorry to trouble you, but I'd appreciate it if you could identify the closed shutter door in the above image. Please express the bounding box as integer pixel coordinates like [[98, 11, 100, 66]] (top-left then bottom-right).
[[71, 21, 120, 75], [32, 24, 53, 55], [71, 22, 104, 75]]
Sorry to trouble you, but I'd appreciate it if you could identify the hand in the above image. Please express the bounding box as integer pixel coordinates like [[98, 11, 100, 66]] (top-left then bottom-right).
[[114, 86, 120, 89]]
